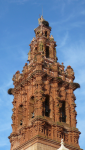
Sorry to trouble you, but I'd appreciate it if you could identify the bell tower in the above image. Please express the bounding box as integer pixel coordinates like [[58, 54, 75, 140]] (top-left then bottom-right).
[[8, 16, 82, 150]]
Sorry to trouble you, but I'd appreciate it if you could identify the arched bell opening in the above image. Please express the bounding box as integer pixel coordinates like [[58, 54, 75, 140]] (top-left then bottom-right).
[[59, 101, 66, 122], [45, 31, 47, 37], [42, 95, 50, 117], [46, 46, 49, 58]]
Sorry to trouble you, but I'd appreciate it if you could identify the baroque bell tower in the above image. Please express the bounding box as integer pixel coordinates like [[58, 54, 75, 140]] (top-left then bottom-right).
[[8, 16, 82, 150]]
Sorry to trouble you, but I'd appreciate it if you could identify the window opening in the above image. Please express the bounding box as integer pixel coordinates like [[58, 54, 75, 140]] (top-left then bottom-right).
[[32, 112, 34, 118], [20, 120, 23, 125], [30, 96, 34, 104], [19, 104, 23, 111], [45, 95, 50, 117], [35, 47, 37, 50], [45, 31, 47, 37], [59, 101, 66, 122], [31, 96, 34, 100], [46, 46, 49, 58]]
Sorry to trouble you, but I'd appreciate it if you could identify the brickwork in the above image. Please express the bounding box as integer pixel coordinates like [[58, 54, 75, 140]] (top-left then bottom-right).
[[8, 16, 81, 150]]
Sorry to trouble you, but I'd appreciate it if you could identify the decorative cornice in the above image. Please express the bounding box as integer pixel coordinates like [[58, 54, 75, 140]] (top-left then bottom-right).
[[13, 135, 82, 150]]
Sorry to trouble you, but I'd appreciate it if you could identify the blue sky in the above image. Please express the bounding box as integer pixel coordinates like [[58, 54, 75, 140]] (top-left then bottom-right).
[[0, 0, 85, 150]]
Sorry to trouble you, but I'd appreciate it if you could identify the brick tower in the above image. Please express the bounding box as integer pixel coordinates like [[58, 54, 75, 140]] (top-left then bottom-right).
[[8, 16, 82, 150]]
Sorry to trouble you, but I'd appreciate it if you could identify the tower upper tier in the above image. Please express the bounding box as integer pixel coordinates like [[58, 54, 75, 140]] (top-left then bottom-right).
[[28, 16, 57, 62]]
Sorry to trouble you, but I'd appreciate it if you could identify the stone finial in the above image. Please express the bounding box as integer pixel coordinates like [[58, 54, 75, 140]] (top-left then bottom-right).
[[50, 35, 54, 40], [57, 139, 69, 150], [38, 15, 45, 24], [28, 50, 31, 61], [66, 66, 74, 76], [32, 37, 35, 41], [61, 139, 64, 145]]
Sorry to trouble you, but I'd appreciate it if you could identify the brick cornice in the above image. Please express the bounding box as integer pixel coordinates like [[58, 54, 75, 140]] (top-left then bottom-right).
[[13, 135, 82, 150]]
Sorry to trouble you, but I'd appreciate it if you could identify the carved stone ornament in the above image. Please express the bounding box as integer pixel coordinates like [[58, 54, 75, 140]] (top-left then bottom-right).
[[57, 139, 69, 150], [38, 16, 45, 24]]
